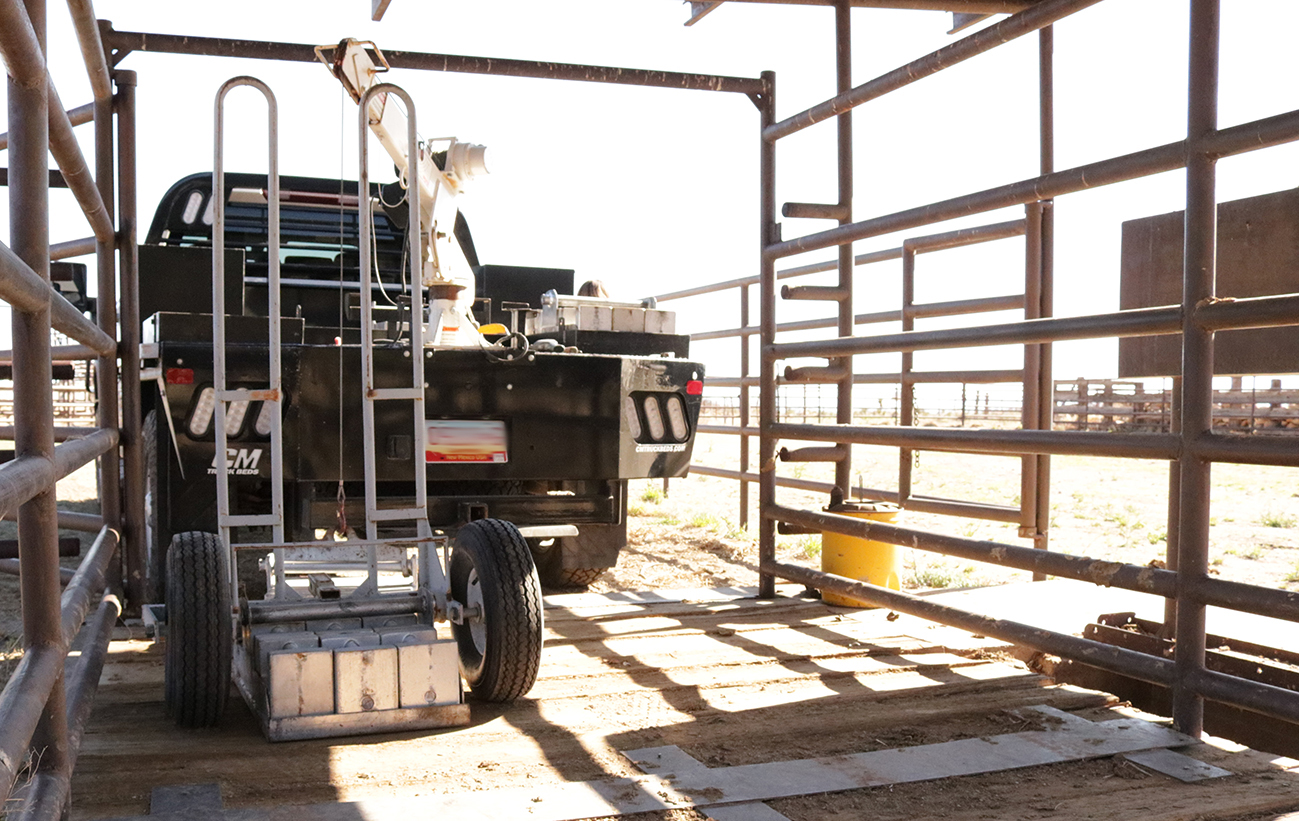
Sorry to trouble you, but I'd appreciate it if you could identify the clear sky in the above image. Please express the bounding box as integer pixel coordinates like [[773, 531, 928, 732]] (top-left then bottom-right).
[[3, 1, 1298, 388]]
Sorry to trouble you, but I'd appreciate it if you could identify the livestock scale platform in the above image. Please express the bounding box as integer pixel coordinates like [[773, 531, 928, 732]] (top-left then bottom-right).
[[71, 582, 1299, 821]]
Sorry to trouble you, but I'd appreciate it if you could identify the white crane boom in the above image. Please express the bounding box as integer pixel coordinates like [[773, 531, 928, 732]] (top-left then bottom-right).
[[316, 39, 490, 347]]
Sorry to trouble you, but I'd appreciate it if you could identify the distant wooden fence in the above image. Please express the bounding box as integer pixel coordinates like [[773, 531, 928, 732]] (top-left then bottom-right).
[[1053, 378, 1299, 433], [0, 360, 96, 427], [699, 378, 1299, 433]]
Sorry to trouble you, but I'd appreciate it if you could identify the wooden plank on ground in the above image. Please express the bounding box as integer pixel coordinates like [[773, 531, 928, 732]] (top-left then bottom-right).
[[100, 707, 1197, 821]]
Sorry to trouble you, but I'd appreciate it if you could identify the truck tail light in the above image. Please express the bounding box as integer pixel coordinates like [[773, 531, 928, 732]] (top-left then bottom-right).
[[165, 367, 194, 385], [254, 401, 276, 437], [665, 395, 689, 441], [642, 396, 666, 441], [623, 396, 642, 440], [224, 400, 250, 436], [188, 387, 216, 436], [686, 379, 703, 396]]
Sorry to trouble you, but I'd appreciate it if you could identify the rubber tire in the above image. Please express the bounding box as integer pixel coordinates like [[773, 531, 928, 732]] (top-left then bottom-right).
[[144, 410, 165, 604], [450, 519, 543, 702], [536, 545, 606, 591], [164, 531, 232, 728]]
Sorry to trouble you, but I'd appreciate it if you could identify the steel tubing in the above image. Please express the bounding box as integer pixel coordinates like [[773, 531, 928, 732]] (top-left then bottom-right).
[[691, 463, 892, 501], [8, 0, 71, 793], [1204, 107, 1299, 158], [695, 464, 1015, 524], [14, 591, 118, 821], [765, 559, 1176, 686], [657, 246, 905, 303], [831, 0, 854, 498], [99, 26, 764, 95], [758, 69, 777, 599], [0, 426, 102, 442], [908, 293, 1024, 319], [0, 430, 115, 521], [246, 592, 423, 624], [63, 593, 119, 769], [657, 220, 1017, 304], [763, 0, 1101, 142], [718, 1, 1033, 10], [0, 241, 115, 354], [0, 102, 92, 151], [47, 81, 112, 242], [0, 454, 55, 522], [771, 421, 1179, 460], [58, 525, 118, 644], [116, 69, 144, 611], [1196, 576, 1299, 623], [14, 765, 68, 821], [0, 344, 98, 363], [49, 235, 94, 260], [771, 504, 1179, 597], [739, 284, 752, 529], [1196, 292, 1299, 331], [0, 646, 64, 807], [1172, 0, 1220, 738], [0, 558, 74, 583], [1194, 668, 1299, 726], [0, 0, 45, 90], [66, 0, 111, 101], [904, 218, 1026, 252], [770, 305, 1182, 359], [2, 507, 104, 532], [0, 240, 57, 315], [764, 103, 1299, 263], [1035, 25, 1056, 562], [697, 368, 1020, 386], [52, 428, 115, 478], [1192, 433, 1299, 467], [93, 84, 119, 545]]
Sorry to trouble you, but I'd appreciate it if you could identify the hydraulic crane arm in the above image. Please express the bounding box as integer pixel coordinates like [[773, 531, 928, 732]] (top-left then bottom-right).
[[316, 39, 490, 347]]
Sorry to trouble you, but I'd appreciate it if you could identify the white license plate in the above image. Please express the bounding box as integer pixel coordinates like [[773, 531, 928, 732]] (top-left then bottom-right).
[[425, 420, 508, 464]]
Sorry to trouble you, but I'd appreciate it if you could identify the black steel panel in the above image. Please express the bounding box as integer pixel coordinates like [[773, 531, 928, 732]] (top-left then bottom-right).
[[1119, 187, 1299, 377], [138, 245, 246, 323]]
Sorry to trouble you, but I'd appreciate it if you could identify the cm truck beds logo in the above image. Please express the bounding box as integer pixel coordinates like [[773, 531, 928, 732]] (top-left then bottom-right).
[[209, 448, 265, 476]]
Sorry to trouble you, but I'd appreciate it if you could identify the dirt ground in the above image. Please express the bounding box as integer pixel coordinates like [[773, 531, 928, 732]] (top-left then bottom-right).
[[602, 432, 1299, 598]]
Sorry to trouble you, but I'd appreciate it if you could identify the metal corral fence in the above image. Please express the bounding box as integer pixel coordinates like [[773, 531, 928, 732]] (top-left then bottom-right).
[[0, 0, 140, 815], [656, 0, 1299, 742]]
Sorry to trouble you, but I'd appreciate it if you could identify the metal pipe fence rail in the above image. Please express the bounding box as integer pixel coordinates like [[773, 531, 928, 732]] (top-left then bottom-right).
[[658, 0, 1299, 742], [0, 0, 133, 816]]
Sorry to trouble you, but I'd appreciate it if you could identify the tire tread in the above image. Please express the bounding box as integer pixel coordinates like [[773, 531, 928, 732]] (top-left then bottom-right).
[[164, 531, 231, 727], [451, 519, 543, 702]]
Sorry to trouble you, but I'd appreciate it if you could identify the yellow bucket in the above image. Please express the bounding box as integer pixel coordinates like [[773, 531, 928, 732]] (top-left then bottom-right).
[[820, 501, 901, 607]]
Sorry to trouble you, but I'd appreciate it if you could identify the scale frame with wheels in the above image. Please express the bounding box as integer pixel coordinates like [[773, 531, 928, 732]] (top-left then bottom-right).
[[158, 75, 545, 742]]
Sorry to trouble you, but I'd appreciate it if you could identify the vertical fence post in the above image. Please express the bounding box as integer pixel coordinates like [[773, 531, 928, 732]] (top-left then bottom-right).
[[898, 246, 915, 507], [10, 0, 72, 801], [739, 284, 751, 530], [94, 75, 120, 557], [1021, 202, 1043, 568], [1034, 24, 1055, 560], [758, 69, 777, 599], [833, 0, 855, 497], [1173, 0, 1220, 739], [115, 69, 145, 612]]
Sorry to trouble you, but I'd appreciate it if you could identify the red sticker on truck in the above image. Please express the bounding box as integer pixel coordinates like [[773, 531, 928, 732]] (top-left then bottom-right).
[[425, 420, 508, 463]]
